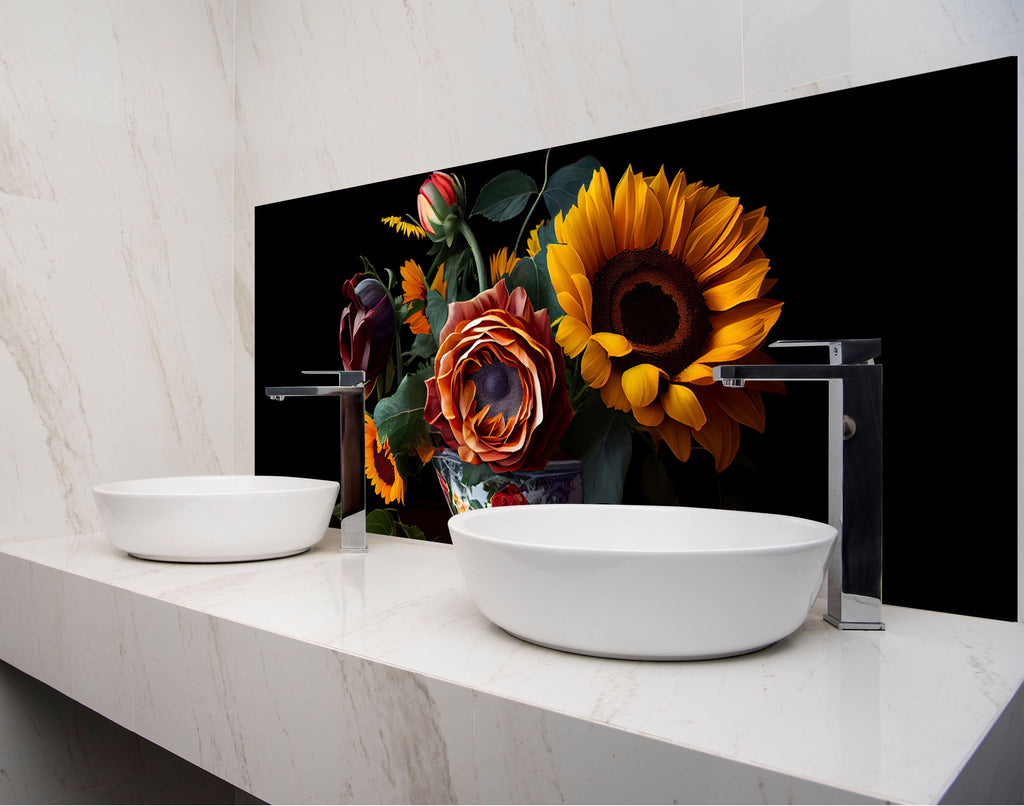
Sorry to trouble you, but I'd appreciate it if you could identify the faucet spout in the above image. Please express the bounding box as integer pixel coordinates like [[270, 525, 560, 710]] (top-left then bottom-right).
[[713, 339, 883, 630], [265, 371, 367, 553]]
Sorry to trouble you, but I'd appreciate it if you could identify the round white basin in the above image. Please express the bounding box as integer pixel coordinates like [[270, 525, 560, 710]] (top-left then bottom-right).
[[93, 475, 339, 562], [447, 504, 837, 660]]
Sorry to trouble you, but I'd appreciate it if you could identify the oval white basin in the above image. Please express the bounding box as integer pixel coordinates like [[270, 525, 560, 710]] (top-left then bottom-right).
[[93, 475, 339, 562], [447, 504, 837, 660]]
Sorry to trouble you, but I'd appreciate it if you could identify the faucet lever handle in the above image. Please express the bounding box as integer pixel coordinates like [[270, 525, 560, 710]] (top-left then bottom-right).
[[301, 370, 367, 388], [769, 338, 881, 365]]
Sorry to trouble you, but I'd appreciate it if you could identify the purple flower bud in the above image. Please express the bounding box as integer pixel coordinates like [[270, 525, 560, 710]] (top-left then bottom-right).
[[339, 273, 395, 386]]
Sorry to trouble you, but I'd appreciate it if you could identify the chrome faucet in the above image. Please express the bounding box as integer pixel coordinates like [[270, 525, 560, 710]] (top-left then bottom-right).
[[713, 339, 883, 630], [265, 371, 367, 553]]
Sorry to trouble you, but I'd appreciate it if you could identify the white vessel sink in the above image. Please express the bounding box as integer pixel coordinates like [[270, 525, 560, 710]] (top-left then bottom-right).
[[93, 475, 339, 562], [447, 504, 837, 660]]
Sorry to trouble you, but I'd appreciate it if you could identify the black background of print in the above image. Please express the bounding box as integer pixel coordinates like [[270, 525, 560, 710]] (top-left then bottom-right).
[[256, 57, 1017, 621]]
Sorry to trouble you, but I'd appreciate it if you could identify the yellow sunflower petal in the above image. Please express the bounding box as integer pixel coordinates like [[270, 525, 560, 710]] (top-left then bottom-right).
[[700, 258, 771, 311], [657, 418, 692, 462], [621, 363, 664, 408], [660, 173, 700, 258], [613, 166, 663, 251], [675, 362, 715, 385], [557, 290, 588, 325], [589, 331, 632, 357], [646, 166, 671, 208], [684, 195, 742, 268], [583, 170, 617, 264], [571, 273, 593, 329], [430, 262, 447, 295], [696, 208, 769, 283], [581, 339, 613, 388], [546, 242, 587, 297], [691, 400, 740, 471], [633, 400, 666, 427], [599, 368, 631, 412], [700, 299, 783, 364], [715, 386, 767, 433], [662, 382, 707, 429], [555, 316, 592, 358]]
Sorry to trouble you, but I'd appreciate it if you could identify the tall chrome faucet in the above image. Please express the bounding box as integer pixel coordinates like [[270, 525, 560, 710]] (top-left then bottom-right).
[[713, 339, 883, 630], [265, 371, 367, 553]]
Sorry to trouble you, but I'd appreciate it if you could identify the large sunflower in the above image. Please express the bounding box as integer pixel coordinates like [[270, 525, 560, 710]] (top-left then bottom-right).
[[546, 166, 782, 470]]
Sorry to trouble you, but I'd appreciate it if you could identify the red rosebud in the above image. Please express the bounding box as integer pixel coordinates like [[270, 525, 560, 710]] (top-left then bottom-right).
[[417, 171, 463, 241]]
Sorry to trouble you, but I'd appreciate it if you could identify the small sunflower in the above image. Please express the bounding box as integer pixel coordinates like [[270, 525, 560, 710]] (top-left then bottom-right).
[[400, 258, 446, 334], [365, 414, 404, 504], [382, 215, 426, 239], [547, 166, 782, 470], [489, 247, 518, 285]]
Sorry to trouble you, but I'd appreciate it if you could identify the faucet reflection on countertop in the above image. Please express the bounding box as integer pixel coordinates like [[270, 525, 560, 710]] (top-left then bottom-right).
[[714, 339, 884, 630]]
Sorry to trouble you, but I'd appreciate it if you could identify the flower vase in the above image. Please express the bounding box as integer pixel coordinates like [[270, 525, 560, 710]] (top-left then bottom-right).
[[432, 450, 583, 514]]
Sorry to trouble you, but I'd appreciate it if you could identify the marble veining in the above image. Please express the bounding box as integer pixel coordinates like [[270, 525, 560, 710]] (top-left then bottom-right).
[[0, 0, 234, 544], [0, 530, 1020, 803]]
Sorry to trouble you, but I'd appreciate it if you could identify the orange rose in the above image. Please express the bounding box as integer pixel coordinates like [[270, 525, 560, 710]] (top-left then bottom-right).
[[424, 280, 573, 473]]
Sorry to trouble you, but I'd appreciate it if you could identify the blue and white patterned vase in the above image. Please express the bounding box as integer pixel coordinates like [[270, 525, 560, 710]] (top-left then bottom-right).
[[432, 449, 583, 514]]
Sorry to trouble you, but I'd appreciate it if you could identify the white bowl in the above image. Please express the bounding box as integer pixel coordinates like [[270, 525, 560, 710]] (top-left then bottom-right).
[[93, 475, 339, 562], [448, 504, 837, 660]]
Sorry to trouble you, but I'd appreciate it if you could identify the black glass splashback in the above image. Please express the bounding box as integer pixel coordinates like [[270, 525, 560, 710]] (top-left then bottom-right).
[[256, 57, 1017, 621]]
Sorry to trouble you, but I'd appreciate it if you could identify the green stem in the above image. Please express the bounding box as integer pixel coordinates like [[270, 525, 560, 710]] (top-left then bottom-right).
[[458, 219, 489, 291], [514, 148, 552, 255]]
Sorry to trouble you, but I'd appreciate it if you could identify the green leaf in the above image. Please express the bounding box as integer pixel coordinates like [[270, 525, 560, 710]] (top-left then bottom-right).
[[426, 288, 448, 342], [407, 332, 437, 361], [399, 522, 427, 541], [471, 170, 538, 222], [366, 507, 430, 541], [459, 460, 497, 487], [372, 365, 432, 451], [444, 248, 474, 303], [366, 508, 398, 536], [508, 257, 560, 318], [543, 156, 601, 218], [526, 219, 564, 319], [563, 396, 631, 504]]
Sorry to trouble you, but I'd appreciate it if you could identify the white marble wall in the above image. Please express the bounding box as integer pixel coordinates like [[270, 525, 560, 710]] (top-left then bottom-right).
[[233, 0, 1024, 623], [0, 0, 235, 542], [0, 2, 237, 802]]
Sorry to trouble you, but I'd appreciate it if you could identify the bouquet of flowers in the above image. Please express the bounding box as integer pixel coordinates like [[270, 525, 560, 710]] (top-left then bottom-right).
[[338, 152, 782, 534]]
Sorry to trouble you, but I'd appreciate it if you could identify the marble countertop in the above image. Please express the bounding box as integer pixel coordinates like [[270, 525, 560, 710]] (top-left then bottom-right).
[[0, 528, 1022, 804]]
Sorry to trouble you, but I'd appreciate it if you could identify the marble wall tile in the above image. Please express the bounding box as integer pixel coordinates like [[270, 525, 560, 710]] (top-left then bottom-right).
[[0, 0, 234, 227], [1, 1, 235, 794], [0, 193, 233, 539], [0, 0, 234, 541], [742, 0, 1023, 100], [234, 0, 743, 216]]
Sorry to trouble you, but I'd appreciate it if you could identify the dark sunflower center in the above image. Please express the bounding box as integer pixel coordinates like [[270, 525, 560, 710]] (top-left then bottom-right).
[[591, 247, 711, 377], [468, 359, 523, 421], [373, 443, 396, 485]]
